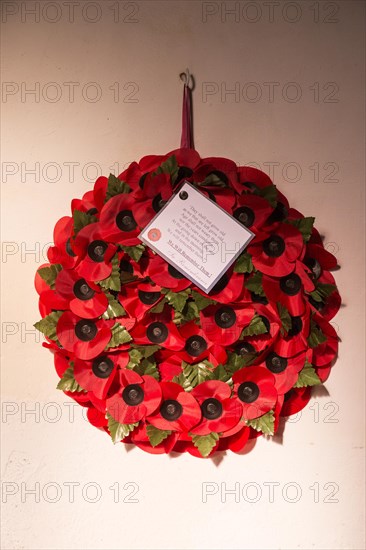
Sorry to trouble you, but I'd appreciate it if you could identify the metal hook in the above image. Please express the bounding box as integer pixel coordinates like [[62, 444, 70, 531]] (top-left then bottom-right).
[[179, 68, 194, 91]]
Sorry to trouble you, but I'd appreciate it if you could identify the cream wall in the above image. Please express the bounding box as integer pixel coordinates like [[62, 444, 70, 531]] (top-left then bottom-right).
[[1, 1, 365, 549]]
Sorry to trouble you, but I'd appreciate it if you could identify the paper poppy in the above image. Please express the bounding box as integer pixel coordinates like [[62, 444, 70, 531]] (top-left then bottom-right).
[[106, 369, 162, 424], [56, 311, 112, 360], [147, 381, 201, 432], [233, 366, 277, 420]]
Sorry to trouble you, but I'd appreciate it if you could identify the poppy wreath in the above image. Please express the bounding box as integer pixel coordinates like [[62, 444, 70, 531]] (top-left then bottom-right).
[[34, 148, 341, 458]]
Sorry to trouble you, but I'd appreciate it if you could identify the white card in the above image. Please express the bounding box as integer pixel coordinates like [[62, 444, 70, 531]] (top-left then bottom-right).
[[138, 182, 254, 293]]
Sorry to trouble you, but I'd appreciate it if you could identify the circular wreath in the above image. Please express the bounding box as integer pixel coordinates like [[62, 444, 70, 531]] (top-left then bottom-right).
[[34, 148, 341, 458]]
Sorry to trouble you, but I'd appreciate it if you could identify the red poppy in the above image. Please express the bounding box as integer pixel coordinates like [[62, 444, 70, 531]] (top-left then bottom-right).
[[233, 366, 277, 420], [56, 311, 112, 360], [55, 268, 108, 318], [74, 351, 128, 400], [262, 261, 314, 317], [280, 387, 312, 417], [259, 351, 306, 395], [106, 369, 162, 424], [195, 271, 244, 304], [248, 223, 304, 277], [99, 192, 141, 245], [178, 321, 227, 365], [147, 381, 201, 432], [308, 270, 341, 321], [232, 193, 273, 232], [129, 307, 185, 352], [237, 303, 281, 354], [190, 380, 243, 436], [157, 354, 184, 381], [235, 166, 273, 195], [218, 424, 251, 453], [73, 222, 116, 281], [38, 289, 69, 317], [71, 190, 98, 217], [274, 304, 311, 358], [310, 313, 338, 367], [119, 281, 163, 321], [200, 304, 254, 346], [147, 255, 191, 291], [87, 406, 108, 429], [133, 172, 173, 227], [47, 216, 77, 268]]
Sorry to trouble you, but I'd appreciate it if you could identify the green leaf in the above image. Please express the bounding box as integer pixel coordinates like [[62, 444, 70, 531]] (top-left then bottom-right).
[[234, 252, 253, 274], [120, 244, 145, 262], [106, 413, 138, 444], [310, 283, 337, 303], [173, 360, 214, 391], [202, 172, 228, 187], [101, 293, 125, 319], [105, 322, 132, 349], [37, 264, 62, 290], [307, 322, 327, 348], [245, 272, 265, 297], [146, 425, 172, 447], [149, 297, 167, 314], [259, 184, 277, 207], [131, 345, 160, 358], [34, 311, 63, 341], [183, 301, 200, 322], [153, 155, 179, 184], [240, 314, 268, 337], [287, 217, 315, 242], [165, 289, 191, 313], [191, 432, 219, 457], [191, 290, 217, 311], [97, 254, 121, 292], [294, 361, 322, 388], [56, 365, 86, 393], [105, 174, 131, 202], [277, 303, 292, 335], [225, 351, 257, 375], [73, 209, 97, 236], [246, 410, 275, 436], [134, 358, 159, 380], [211, 364, 232, 383]]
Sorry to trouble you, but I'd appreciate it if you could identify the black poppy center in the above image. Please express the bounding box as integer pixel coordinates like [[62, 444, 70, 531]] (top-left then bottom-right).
[[288, 316, 303, 337], [265, 352, 288, 373], [75, 320, 97, 342], [305, 258, 322, 280], [263, 235, 285, 257], [138, 290, 161, 305], [66, 238, 76, 257], [92, 356, 114, 378], [176, 166, 193, 184], [119, 259, 133, 273], [250, 291, 268, 305], [267, 202, 288, 224], [185, 335, 207, 357], [215, 306, 236, 328], [201, 398, 223, 420], [238, 381, 260, 403], [280, 273, 302, 296], [152, 193, 166, 213], [234, 206, 255, 228], [87, 240, 108, 262], [168, 264, 185, 279], [73, 279, 95, 300], [116, 210, 137, 232], [235, 341, 256, 356], [122, 384, 144, 406], [160, 399, 183, 421], [146, 322, 168, 343]]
